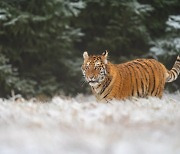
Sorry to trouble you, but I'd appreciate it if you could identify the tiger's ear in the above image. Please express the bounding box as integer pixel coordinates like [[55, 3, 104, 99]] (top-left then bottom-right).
[[102, 50, 108, 58], [102, 50, 108, 64], [83, 51, 89, 60]]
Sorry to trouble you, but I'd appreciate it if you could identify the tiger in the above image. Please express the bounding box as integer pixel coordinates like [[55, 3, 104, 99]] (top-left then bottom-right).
[[81, 50, 180, 101]]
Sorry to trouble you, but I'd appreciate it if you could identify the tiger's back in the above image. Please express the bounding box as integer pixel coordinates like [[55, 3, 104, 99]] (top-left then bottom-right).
[[82, 51, 180, 101]]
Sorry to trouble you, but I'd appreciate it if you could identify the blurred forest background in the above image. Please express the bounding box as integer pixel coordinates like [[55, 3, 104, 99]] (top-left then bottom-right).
[[0, 0, 180, 98]]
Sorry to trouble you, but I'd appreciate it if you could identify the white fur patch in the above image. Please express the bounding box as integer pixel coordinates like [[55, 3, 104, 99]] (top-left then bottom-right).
[[83, 51, 89, 59]]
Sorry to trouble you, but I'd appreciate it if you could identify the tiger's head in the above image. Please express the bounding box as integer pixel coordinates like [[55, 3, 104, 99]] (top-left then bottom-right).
[[81, 51, 108, 87]]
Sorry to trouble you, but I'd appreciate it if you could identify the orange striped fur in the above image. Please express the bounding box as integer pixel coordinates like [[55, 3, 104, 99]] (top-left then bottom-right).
[[81, 51, 180, 101]]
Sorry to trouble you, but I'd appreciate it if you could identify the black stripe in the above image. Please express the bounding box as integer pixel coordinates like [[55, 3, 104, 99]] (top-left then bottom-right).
[[149, 60, 157, 95], [132, 62, 144, 97], [156, 64, 163, 96], [150, 60, 160, 96], [141, 60, 152, 95], [129, 65, 135, 96], [172, 68, 178, 75], [118, 71, 122, 96], [136, 60, 150, 96], [171, 71, 176, 79], [126, 65, 133, 97], [97, 83, 101, 89], [143, 61, 155, 95], [128, 64, 137, 96], [99, 78, 111, 95], [131, 64, 140, 97], [159, 66, 165, 97], [137, 65, 144, 97], [177, 65, 180, 70], [136, 60, 150, 94], [99, 86, 105, 95], [103, 92, 110, 99], [177, 59, 180, 62], [170, 73, 173, 80], [132, 61, 150, 97], [117, 68, 123, 97], [103, 88, 112, 99]]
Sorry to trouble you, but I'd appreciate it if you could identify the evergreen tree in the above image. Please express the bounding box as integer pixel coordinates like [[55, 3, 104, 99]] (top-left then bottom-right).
[[73, 0, 153, 62], [0, 0, 84, 97], [0, 0, 179, 97]]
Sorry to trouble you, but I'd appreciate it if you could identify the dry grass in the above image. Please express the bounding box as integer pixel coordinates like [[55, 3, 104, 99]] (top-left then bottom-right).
[[0, 92, 180, 154]]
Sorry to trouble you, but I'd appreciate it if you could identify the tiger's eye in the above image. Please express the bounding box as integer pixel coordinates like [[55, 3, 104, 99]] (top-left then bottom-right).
[[85, 62, 90, 69], [95, 61, 101, 67]]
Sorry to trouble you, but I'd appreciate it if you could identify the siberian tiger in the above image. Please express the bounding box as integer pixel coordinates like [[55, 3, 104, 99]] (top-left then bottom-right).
[[81, 51, 180, 101]]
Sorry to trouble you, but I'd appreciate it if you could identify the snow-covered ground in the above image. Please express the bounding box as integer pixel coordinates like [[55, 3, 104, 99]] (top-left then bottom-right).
[[0, 92, 180, 154]]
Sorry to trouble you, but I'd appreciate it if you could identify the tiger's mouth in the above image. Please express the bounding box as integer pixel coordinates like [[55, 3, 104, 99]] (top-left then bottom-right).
[[88, 80, 98, 84], [88, 80, 99, 86]]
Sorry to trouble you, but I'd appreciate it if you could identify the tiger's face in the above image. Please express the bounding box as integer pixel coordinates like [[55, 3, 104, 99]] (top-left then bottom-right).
[[81, 51, 108, 87]]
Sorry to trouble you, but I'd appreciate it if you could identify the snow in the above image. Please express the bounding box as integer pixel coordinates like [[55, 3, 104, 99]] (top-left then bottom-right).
[[0, 92, 180, 154], [166, 15, 180, 30], [150, 37, 180, 56]]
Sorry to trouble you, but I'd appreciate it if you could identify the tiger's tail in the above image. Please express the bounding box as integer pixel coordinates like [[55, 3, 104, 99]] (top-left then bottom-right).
[[166, 55, 180, 82]]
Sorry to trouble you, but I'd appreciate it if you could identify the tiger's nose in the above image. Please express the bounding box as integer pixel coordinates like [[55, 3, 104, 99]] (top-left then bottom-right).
[[89, 75, 94, 80]]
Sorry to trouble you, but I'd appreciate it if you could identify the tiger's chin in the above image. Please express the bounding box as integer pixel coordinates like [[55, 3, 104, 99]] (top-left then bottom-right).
[[88, 81, 99, 87]]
